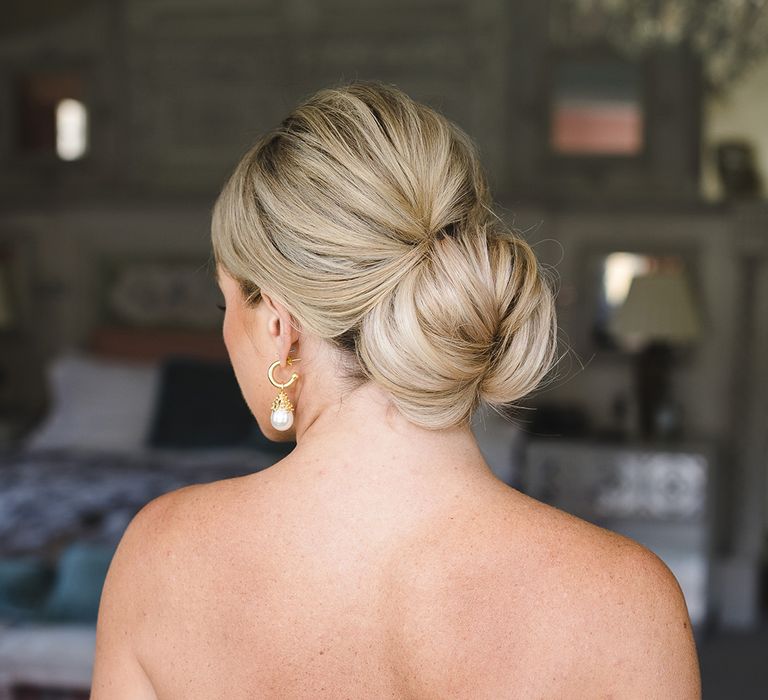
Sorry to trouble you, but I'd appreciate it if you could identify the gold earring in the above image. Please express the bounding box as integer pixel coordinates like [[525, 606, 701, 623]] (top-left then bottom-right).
[[267, 356, 301, 431]]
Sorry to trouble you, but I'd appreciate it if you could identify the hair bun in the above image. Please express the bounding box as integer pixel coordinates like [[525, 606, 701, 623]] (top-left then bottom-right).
[[212, 79, 558, 429], [356, 225, 557, 429]]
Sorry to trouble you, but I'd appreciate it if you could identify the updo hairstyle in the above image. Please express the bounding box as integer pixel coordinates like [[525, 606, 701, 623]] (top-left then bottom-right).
[[211, 80, 558, 429]]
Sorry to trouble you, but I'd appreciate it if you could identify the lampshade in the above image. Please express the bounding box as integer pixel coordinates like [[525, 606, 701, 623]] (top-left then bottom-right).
[[609, 270, 701, 345]]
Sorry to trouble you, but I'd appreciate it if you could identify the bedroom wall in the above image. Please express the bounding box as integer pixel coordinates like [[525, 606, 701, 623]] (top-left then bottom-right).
[[0, 0, 517, 200]]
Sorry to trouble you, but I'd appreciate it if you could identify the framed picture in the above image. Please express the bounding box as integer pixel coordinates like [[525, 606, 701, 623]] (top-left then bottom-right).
[[548, 55, 645, 159], [504, 39, 702, 202], [96, 255, 222, 331]]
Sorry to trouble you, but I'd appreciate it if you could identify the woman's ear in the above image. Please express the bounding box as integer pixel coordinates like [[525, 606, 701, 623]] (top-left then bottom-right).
[[260, 290, 301, 365]]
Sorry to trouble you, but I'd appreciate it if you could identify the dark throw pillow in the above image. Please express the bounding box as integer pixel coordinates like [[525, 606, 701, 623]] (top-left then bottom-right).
[[147, 356, 291, 452]]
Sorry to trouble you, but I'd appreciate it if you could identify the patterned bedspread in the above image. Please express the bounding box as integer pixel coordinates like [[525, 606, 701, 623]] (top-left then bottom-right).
[[0, 447, 286, 556]]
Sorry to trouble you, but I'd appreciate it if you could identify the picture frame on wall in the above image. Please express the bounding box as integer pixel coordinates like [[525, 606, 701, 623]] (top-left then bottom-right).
[[504, 38, 703, 204], [542, 44, 702, 202], [548, 52, 646, 160]]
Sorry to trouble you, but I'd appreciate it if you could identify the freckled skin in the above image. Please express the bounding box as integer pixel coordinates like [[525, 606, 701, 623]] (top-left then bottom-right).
[[90, 267, 701, 699]]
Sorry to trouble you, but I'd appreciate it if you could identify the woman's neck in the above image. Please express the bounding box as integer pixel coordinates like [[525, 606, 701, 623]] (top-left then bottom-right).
[[277, 380, 498, 500]]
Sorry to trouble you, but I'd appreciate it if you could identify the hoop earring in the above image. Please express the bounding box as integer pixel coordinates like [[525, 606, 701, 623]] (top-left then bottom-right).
[[267, 356, 301, 431]]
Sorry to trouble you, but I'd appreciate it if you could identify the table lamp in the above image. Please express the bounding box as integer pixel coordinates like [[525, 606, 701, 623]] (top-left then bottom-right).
[[609, 268, 701, 440]]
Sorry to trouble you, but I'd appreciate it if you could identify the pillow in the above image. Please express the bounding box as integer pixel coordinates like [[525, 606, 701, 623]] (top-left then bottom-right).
[[24, 353, 160, 452], [147, 356, 279, 449], [0, 556, 56, 611], [41, 542, 115, 623]]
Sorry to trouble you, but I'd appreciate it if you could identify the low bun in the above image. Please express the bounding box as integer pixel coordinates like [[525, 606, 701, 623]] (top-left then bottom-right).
[[355, 225, 557, 429], [212, 79, 558, 430]]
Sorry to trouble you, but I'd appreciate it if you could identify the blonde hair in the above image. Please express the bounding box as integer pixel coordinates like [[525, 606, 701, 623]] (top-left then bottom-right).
[[211, 80, 557, 429]]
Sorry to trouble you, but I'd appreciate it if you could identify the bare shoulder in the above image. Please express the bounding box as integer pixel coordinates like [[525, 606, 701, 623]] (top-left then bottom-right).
[[91, 482, 240, 700], [588, 528, 701, 698], [117, 477, 243, 561], [383, 484, 696, 698], [91, 482, 208, 698], [509, 493, 702, 698], [114, 481, 212, 553], [95, 479, 217, 618]]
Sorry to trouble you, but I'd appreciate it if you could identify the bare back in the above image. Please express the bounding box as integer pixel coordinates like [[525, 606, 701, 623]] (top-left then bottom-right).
[[129, 458, 697, 699]]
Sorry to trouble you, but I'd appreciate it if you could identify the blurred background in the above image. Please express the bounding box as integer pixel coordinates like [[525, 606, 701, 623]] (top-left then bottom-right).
[[0, 0, 766, 697]]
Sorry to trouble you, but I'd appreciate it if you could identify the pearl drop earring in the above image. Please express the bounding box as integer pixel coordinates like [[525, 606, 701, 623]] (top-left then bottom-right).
[[267, 356, 300, 431]]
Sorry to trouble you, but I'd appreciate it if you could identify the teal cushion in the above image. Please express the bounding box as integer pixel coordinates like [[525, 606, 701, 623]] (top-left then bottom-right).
[[41, 542, 115, 623], [0, 556, 56, 619]]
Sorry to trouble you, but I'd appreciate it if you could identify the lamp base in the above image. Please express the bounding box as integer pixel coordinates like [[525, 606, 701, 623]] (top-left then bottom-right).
[[635, 341, 682, 441]]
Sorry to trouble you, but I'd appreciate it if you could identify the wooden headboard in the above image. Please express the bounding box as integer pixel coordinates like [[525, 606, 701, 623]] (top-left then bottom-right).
[[86, 254, 227, 362], [88, 325, 228, 363]]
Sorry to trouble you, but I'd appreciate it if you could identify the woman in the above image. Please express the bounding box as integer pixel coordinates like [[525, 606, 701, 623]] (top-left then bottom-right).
[[91, 81, 701, 698]]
